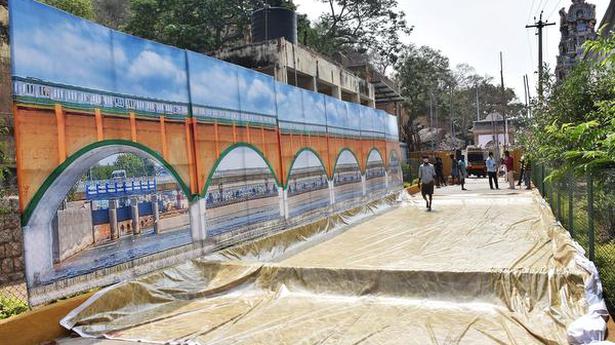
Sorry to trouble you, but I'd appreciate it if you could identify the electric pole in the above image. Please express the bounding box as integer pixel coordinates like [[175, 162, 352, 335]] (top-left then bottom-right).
[[499, 52, 507, 148], [526, 11, 555, 99], [523, 75, 528, 108], [475, 85, 480, 121], [430, 91, 435, 151], [450, 87, 455, 145], [525, 74, 532, 117]]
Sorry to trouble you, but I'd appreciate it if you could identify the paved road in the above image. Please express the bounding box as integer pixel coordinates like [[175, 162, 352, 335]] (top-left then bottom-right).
[[58, 177, 600, 344]]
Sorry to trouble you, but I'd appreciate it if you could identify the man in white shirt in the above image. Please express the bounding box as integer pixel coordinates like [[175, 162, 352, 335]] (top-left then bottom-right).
[[486, 152, 499, 190], [418, 156, 436, 211]]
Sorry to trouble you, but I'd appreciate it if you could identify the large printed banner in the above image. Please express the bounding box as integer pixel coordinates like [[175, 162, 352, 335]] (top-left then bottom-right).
[[9, 0, 402, 304]]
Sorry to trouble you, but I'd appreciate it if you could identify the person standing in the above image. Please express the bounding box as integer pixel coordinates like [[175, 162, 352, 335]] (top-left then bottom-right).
[[457, 156, 468, 191], [486, 152, 499, 190], [523, 157, 532, 189], [434, 157, 446, 188], [503, 150, 515, 189], [450, 154, 458, 184], [418, 156, 436, 211], [517, 155, 526, 186]]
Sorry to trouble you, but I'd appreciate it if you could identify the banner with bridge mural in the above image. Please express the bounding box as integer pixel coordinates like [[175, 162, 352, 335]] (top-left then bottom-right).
[[9, 0, 402, 305]]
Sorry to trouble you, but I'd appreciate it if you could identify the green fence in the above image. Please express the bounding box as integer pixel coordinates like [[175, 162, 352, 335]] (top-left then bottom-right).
[[532, 164, 615, 313]]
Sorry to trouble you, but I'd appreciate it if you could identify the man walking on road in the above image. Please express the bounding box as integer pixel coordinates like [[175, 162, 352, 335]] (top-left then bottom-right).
[[418, 156, 436, 211], [486, 152, 499, 190], [503, 150, 515, 189]]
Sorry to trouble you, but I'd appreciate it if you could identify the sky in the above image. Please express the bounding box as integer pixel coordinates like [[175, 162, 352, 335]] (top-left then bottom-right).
[[294, 0, 610, 102], [11, 0, 190, 103]]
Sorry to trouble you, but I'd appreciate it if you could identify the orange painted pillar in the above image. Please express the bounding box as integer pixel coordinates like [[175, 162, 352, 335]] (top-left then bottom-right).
[[184, 118, 197, 195], [245, 123, 251, 144], [260, 126, 266, 149], [326, 133, 332, 178], [129, 112, 137, 142], [191, 118, 202, 193], [276, 127, 285, 186], [214, 122, 220, 157], [232, 122, 237, 143], [95, 108, 104, 141], [54, 104, 66, 164], [159, 116, 168, 159]]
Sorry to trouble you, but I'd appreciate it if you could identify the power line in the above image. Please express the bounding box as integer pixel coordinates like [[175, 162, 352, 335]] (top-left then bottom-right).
[[536, 0, 547, 16], [526, 31, 535, 65], [528, 0, 539, 22], [547, 0, 565, 19], [526, 11, 556, 99]]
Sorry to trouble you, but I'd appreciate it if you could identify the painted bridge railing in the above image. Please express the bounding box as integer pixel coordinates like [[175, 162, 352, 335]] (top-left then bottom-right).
[[85, 178, 157, 200]]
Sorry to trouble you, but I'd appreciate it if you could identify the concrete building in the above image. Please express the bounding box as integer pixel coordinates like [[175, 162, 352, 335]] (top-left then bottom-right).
[[215, 6, 408, 152], [470, 113, 517, 149], [215, 37, 376, 107], [556, 0, 597, 81]]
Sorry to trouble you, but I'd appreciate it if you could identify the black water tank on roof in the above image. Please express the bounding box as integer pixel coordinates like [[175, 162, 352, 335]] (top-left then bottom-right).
[[251, 7, 297, 44]]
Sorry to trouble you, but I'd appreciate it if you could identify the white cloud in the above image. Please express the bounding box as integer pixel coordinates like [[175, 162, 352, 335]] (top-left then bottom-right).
[[216, 147, 269, 171], [127, 50, 186, 86], [190, 59, 239, 109], [336, 150, 359, 166], [367, 150, 383, 163], [290, 150, 325, 170], [238, 72, 275, 114], [14, 19, 114, 91]]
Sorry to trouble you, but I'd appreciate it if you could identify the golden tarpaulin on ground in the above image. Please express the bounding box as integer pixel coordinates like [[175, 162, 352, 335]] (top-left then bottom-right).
[[59, 181, 610, 345]]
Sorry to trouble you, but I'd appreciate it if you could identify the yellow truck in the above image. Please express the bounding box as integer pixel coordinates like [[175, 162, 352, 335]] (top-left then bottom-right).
[[464, 147, 488, 178]]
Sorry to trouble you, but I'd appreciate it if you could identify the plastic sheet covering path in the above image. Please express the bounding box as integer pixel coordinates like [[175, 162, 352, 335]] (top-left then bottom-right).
[[60, 181, 611, 344]]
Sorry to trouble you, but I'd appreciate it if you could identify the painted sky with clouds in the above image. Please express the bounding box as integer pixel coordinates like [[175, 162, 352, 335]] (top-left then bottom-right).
[[11, 0, 397, 136], [11, 0, 189, 103], [289, 150, 326, 170]]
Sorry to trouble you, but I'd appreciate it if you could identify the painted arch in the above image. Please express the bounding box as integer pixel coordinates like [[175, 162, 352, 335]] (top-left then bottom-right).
[[332, 148, 363, 208], [286, 148, 330, 220], [23, 140, 190, 226], [202, 143, 282, 236], [365, 148, 386, 196], [21, 140, 191, 288]]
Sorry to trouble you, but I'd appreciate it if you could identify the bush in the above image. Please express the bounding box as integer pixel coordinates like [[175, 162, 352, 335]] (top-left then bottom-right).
[[0, 295, 28, 319]]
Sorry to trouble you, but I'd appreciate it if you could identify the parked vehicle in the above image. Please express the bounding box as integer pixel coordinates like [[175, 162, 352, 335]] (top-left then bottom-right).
[[111, 169, 127, 180], [465, 147, 488, 177]]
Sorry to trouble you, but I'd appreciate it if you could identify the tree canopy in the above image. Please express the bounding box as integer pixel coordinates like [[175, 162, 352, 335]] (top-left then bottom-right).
[[301, 0, 412, 73], [41, 0, 95, 20], [89, 154, 156, 180], [395, 45, 523, 150], [122, 0, 294, 53], [520, 34, 615, 177]]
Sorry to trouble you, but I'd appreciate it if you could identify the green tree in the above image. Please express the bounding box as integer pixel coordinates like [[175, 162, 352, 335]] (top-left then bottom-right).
[[124, 0, 294, 53], [93, 0, 130, 29], [448, 65, 523, 145], [521, 33, 615, 177], [304, 0, 412, 73], [395, 47, 523, 150], [89, 164, 115, 180], [395, 45, 451, 150], [114, 153, 156, 177], [40, 0, 95, 20]]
